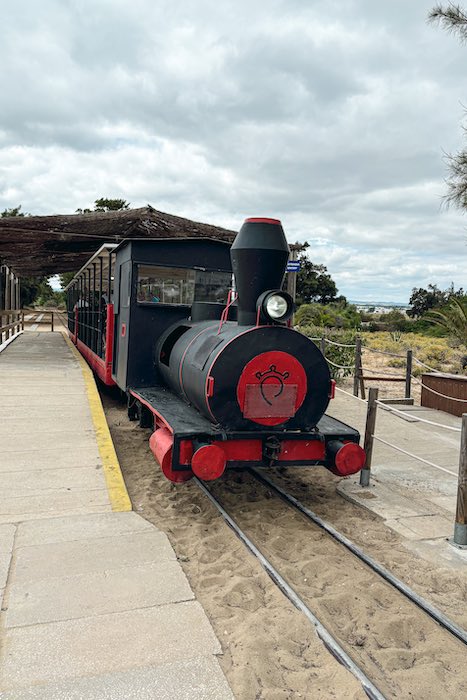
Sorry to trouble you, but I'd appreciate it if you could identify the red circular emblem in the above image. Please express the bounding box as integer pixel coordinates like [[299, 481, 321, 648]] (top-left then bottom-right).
[[236, 351, 307, 426]]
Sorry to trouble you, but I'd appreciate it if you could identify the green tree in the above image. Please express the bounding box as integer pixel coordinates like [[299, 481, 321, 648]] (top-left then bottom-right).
[[426, 296, 467, 345], [76, 198, 130, 214], [20, 277, 48, 306], [407, 284, 447, 317], [59, 271, 77, 290], [296, 257, 339, 305], [429, 4, 467, 209], [1, 205, 26, 217], [408, 283, 465, 317]]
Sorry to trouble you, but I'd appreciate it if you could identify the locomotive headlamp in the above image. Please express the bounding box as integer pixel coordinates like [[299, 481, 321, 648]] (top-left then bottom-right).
[[266, 294, 288, 318], [258, 290, 294, 322]]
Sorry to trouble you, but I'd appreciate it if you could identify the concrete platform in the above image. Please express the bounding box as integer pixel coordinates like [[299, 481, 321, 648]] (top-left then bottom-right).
[[330, 388, 467, 568], [0, 333, 233, 699]]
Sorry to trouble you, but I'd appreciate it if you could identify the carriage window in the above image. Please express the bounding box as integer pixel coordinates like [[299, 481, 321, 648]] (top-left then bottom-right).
[[136, 265, 231, 305]]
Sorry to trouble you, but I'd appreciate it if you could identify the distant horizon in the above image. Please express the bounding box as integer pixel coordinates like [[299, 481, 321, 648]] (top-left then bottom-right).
[[348, 299, 410, 308]]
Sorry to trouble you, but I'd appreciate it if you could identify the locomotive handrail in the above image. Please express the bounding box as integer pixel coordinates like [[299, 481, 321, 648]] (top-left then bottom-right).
[[372, 434, 457, 477], [374, 399, 461, 432], [217, 290, 237, 335]]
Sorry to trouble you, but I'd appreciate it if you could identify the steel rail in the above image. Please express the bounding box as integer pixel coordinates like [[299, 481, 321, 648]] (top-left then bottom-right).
[[194, 477, 387, 700], [249, 469, 467, 647]]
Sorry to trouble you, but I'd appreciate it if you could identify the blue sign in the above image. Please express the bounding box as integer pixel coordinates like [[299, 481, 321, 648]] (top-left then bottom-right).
[[286, 261, 301, 272]]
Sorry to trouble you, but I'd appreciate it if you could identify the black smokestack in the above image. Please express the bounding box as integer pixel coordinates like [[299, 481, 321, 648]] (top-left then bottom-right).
[[231, 217, 290, 325]]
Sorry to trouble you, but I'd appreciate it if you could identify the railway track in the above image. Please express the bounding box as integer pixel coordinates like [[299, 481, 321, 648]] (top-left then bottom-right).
[[195, 471, 467, 700]]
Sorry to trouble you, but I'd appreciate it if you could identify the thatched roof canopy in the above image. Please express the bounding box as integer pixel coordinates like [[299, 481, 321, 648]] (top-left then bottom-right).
[[0, 205, 237, 276]]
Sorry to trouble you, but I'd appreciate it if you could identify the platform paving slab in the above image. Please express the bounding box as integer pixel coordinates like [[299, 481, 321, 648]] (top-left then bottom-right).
[[0, 447, 101, 472], [1, 466, 108, 497], [13, 529, 176, 583], [384, 513, 454, 540], [0, 656, 234, 700], [0, 505, 114, 526], [0, 489, 112, 522], [15, 511, 154, 547], [6, 559, 195, 627], [338, 478, 440, 520], [2, 430, 97, 452], [1, 601, 221, 690]]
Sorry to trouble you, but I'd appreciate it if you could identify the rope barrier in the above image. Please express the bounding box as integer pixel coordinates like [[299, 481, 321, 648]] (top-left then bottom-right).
[[323, 338, 356, 349], [375, 400, 462, 432], [335, 386, 367, 403], [372, 435, 457, 477], [412, 357, 439, 373], [361, 366, 405, 378], [326, 358, 355, 370], [363, 347, 405, 358], [410, 375, 467, 403]]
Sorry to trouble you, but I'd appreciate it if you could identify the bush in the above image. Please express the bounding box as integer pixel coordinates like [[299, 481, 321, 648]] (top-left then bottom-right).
[[299, 325, 357, 380], [362, 331, 466, 376], [295, 302, 361, 330]]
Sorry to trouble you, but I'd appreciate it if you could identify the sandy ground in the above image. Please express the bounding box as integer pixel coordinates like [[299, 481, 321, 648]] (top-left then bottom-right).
[[347, 348, 422, 403], [101, 389, 467, 700]]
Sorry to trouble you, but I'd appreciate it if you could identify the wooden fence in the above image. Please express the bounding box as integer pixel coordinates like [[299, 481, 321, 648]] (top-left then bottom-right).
[[0, 309, 24, 343]]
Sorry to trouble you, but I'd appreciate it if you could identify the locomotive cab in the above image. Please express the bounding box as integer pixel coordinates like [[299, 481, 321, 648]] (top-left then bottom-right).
[[110, 238, 232, 390]]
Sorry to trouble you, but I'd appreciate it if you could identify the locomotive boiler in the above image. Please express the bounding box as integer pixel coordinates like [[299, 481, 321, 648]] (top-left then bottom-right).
[[66, 216, 365, 483]]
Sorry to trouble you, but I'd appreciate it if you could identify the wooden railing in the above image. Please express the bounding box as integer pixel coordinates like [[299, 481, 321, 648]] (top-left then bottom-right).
[[0, 309, 24, 343]]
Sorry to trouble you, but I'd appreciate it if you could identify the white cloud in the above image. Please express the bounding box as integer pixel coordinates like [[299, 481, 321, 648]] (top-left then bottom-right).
[[0, 0, 466, 301]]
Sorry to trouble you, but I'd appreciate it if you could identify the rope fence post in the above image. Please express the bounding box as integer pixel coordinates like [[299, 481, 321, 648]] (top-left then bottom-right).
[[353, 337, 361, 397], [360, 387, 379, 487], [51, 311, 54, 332], [320, 337, 326, 356], [21, 311, 24, 331], [453, 414, 467, 547], [405, 349, 412, 400]]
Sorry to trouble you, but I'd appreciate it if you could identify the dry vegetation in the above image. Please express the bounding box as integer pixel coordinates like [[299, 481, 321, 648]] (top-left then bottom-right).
[[337, 332, 467, 403], [362, 332, 466, 376]]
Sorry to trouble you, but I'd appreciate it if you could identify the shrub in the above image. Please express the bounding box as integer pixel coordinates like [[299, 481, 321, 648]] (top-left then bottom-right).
[[295, 302, 361, 330], [299, 325, 357, 380]]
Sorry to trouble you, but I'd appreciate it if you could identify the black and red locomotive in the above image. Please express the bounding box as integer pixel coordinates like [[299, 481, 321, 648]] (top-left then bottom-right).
[[66, 217, 365, 482]]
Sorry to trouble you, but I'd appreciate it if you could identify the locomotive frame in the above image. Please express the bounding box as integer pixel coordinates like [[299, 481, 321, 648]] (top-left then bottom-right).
[[66, 219, 365, 483]]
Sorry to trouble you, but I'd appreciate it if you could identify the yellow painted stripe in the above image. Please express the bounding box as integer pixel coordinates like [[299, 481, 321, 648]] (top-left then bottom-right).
[[62, 332, 132, 512]]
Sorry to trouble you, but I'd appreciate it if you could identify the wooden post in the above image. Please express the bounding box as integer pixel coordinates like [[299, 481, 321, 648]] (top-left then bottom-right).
[[360, 387, 379, 486], [453, 414, 467, 547], [5, 267, 10, 340], [286, 249, 298, 301], [320, 337, 326, 356], [354, 337, 364, 398], [286, 248, 298, 327], [51, 311, 54, 332], [21, 311, 24, 331], [405, 349, 412, 400]]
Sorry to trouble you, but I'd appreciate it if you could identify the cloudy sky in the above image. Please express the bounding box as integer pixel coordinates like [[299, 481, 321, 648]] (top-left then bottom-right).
[[1, 0, 466, 301]]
